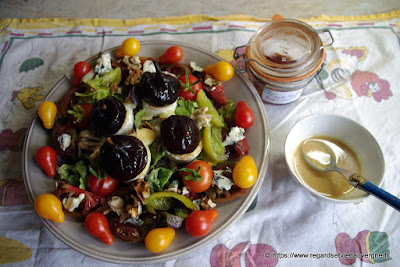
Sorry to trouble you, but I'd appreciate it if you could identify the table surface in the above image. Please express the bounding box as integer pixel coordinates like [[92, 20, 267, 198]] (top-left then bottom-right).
[[1, 0, 399, 19], [1, 2, 400, 267]]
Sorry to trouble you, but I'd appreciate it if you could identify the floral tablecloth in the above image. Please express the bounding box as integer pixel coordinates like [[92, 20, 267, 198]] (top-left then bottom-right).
[[0, 11, 399, 266]]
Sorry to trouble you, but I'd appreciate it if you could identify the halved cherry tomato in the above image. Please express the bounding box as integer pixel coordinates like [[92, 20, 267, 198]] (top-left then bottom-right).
[[87, 171, 119, 197], [38, 101, 57, 129], [178, 73, 203, 101], [232, 155, 257, 189], [234, 101, 254, 128], [85, 212, 114, 245], [204, 61, 234, 82], [180, 160, 213, 193], [210, 84, 227, 105], [185, 209, 218, 237], [158, 45, 183, 64], [36, 146, 57, 177], [234, 138, 250, 156], [34, 193, 65, 223], [115, 38, 140, 58], [144, 227, 175, 253], [68, 103, 93, 130], [73, 61, 91, 87]]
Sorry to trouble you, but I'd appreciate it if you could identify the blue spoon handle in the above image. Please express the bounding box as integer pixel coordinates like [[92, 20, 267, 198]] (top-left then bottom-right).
[[359, 181, 400, 212]]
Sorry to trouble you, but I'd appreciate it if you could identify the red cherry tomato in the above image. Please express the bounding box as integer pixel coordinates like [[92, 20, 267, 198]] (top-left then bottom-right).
[[181, 160, 213, 193], [178, 73, 203, 101], [73, 61, 91, 87], [234, 101, 254, 128], [185, 209, 218, 237], [87, 173, 120, 197], [158, 45, 183, 64], [36, 146, 57, 177], [68, 103, 93, 130], [209, 84, 227, 105], [85, 212, 114, 245]]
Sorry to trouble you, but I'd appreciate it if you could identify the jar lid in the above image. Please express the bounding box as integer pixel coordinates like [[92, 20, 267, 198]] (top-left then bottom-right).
[[246, 18, 324, 80]]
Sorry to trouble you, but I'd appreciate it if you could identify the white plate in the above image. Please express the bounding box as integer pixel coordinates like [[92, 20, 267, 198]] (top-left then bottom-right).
[[22, 40, 270, 264]]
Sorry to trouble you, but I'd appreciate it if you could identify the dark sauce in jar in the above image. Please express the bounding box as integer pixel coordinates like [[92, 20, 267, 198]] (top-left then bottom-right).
[[265, 53, 296, 64]]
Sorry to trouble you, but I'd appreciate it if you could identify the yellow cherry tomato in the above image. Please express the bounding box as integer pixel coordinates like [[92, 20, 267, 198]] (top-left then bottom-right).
[[144, 227, 175, 253], [204, 61, 234, 82], [115, 38, 140, 58], [34, 193, 65, 223], [232, 155, 258, 188], [38, 101, 57, 129]]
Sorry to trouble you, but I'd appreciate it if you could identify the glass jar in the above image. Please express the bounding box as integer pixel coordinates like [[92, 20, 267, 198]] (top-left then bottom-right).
[[235, 17, 333, 104]]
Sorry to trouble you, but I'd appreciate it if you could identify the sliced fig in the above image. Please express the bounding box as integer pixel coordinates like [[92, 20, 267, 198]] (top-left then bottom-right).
[[160, 115, 200, 154]]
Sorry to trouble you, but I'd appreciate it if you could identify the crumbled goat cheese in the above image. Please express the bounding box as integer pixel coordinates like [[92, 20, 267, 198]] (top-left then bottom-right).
[[57, 133, 71, 151], [62, 193, 85, 212], [212, 170, 234, 191], [165, 180, 180, 193], [207, 198, 217, 208], [95, 53, 112, 76], [222, 126, 245, 146], [182, 186, 190, 196], [190, 107, 212, 129], [143, 60, 156, 73], [204, 77, 221, 90], [190, 61, 204, 72], [108, 196, 125, 216]]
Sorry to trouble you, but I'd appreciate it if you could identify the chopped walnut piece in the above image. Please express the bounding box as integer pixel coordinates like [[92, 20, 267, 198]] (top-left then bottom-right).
[[125, 68, 143, 86], [130, 179, 150, 203], [190, 107, 212, 129], [126, 195, 142, 219], [199, 195, 217, 210], [122, 55, 141, 70], [110, 82, 122, 94]]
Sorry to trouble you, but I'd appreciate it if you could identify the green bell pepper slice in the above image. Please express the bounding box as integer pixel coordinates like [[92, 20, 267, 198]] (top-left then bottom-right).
[[144, 191, 199, 214]]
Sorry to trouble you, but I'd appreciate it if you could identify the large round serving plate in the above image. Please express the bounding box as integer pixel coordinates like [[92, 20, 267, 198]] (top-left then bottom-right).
[[22, 40, 270, 264]]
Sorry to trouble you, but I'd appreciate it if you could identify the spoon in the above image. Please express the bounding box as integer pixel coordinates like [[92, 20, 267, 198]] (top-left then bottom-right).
[[301, 138, 400, 212]]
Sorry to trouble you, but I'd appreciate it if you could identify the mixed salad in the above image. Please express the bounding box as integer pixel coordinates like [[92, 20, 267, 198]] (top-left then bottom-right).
[[34, 38, 257, 252]]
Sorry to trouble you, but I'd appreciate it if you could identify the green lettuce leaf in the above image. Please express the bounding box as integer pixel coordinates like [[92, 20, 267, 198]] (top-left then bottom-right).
[[146, 167, 177, 193], [57, 160, 88, 190]]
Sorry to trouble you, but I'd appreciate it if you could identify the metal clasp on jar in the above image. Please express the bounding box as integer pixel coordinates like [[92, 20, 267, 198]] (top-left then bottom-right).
[[316, 29, 334, 49]]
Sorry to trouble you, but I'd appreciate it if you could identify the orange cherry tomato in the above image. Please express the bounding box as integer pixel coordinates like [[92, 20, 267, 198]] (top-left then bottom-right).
[[115, 38, 141, 58], [34, 193, 65, 223], [38, 101, 57, 129], [204, 61, 234, 82], [145, 227, 175, 253], [232, 155, 258, 188]]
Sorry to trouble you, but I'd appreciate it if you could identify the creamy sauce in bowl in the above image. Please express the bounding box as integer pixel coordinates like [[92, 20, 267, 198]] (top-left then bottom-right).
[[293, 136, 360, 198]]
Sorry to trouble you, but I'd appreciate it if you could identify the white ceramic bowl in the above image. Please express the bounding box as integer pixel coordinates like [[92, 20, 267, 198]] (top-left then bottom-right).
[[285, 114, 385, 203]]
